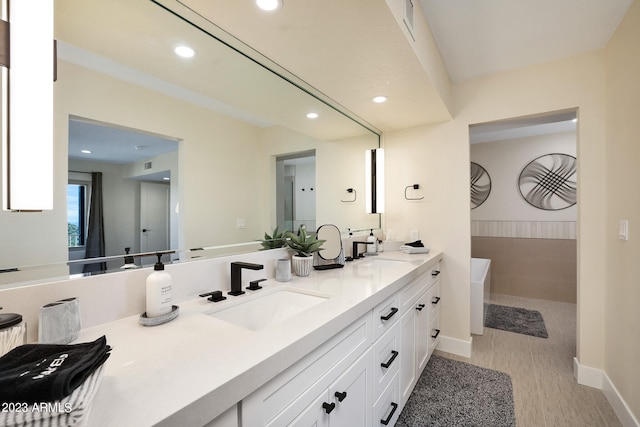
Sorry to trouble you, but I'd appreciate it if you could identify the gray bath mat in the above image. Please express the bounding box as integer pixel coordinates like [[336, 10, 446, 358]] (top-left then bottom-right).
[[485, 304, 548, 338], [396, 355, 515, 427]]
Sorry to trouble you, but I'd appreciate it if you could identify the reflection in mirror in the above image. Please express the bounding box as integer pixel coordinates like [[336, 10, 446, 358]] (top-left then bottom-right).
[[276, 151, 316, 233], [313, 224, 345, 270], [67, 117, 179, 274], [0, 0, 380, 288]]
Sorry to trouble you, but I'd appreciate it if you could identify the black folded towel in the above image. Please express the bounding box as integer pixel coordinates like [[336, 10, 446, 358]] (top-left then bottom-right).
[[0, 336, 111, 404], [404, 240, 424, 247]]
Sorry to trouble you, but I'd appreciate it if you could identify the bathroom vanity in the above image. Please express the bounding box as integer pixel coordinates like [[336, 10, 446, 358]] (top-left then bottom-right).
[[71, 250, 443, 426]]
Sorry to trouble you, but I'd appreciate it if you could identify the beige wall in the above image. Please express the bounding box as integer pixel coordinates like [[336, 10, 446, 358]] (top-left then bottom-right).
[[472, 237, 576, 303], [604, 0, 640, 418], [385, 51, 607, 368]]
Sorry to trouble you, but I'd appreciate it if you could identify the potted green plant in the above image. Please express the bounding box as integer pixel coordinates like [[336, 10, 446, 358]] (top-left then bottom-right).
[[260, 226, 288, 250], [285, 228, 325, 276]]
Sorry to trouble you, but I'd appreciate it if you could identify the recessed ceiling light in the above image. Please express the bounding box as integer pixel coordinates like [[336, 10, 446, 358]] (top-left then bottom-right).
[[163, 177, 171, 181], [572, 118, 577, 123], [81, 149, 92, 154], [256, 0, 282, 11], [174, 45, 195, 58], [372, 96, 388, 104], [306, 112, 319, 119]]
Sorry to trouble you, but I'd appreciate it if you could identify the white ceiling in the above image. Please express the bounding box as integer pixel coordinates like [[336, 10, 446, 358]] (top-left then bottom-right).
[[181, 0, 632, 132], [420, 0, 633, 83], [58, 0, 634, 149], [68, 118, 179, 165]]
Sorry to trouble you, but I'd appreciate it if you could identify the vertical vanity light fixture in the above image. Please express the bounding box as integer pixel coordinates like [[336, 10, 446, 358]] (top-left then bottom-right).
[[1, 0, 54, 211], [365, 149, 384, 214]]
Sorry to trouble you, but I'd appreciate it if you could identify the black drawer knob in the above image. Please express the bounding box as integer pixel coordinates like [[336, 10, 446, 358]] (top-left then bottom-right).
[[334, 391, 347, 402], [322, 402, 336, 414]]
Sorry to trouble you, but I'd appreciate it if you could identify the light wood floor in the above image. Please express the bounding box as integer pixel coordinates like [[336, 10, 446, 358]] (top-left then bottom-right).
[[435, 294, 621, 427]]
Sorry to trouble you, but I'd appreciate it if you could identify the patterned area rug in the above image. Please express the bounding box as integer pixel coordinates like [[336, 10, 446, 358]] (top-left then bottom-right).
[[396, 355, 515, 427], [485, 304, 548, 338]]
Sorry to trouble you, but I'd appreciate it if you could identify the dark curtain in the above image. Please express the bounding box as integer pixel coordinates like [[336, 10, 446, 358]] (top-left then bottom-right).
[[83, 172, 106, 273]]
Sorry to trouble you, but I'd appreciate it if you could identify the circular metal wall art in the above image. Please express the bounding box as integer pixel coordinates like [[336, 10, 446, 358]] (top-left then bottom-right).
[[518, 153, 577, 210], [470, 162, 491, 209]]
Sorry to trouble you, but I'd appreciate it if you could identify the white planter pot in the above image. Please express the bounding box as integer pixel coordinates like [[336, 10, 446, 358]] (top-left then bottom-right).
[[291, 255, 313, 277]]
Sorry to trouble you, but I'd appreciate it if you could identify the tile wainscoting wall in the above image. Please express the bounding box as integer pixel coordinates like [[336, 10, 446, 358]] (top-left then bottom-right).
[[471, 221, 577, 303]]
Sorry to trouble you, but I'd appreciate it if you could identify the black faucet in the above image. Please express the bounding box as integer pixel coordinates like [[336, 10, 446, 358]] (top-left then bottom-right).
[[352, 241, 369, 260], [229, 262, 264, 296]]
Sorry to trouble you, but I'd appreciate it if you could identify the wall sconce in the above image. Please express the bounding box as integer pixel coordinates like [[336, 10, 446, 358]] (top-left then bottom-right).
[[365, 148, 384, 213], [404, 184, 424, 201], [341, 188, 357, 203], [1, 0, 54, 211]]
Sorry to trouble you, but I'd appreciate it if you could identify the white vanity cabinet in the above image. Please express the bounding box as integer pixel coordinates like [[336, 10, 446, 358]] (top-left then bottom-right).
[[242, 257, 443, 427]]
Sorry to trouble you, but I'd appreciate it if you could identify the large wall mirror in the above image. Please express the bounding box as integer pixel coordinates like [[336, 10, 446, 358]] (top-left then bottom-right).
[[0, 0, 380, 287]]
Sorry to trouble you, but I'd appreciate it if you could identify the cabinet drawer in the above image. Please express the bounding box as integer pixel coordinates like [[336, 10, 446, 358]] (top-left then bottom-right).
[[428, 261, 442, 287], [427, 281, 442, 321], [373, 293, 400, 341], [373, 372, 400, 427], [398, 274, 427, 315], [373, 319, 400, 400]]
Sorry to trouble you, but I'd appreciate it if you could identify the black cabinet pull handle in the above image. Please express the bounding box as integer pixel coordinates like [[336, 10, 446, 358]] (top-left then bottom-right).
[[380, 350, 399, 369], [432, 296, 441, 305], [416, 303, 425, 311], [380, 402, 398, 425], [432, 329, 441, 339], [431, 270, 440, 277], [380, 307, 398, 321], [334, 391, 347, 402], [322, 402, 336, 414]]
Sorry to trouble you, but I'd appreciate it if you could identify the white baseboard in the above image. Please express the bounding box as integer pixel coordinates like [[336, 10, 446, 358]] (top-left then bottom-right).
[[436, 335, 472, 358], [574, 357, 639, 427], [573, 357, 603, 388]]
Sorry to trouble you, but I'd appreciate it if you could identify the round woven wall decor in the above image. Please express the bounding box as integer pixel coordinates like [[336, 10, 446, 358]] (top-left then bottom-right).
[[518, 153, 576, 210], [470, 162, 491, 209]]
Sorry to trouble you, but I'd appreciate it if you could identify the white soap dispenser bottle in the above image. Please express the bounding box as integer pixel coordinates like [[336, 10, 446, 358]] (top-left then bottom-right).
[[366, 229, 377, 254], [146, 253, 172, 318]]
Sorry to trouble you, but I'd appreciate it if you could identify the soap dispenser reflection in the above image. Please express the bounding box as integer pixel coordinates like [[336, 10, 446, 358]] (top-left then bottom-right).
[[146, 253, 172, 318], [367, 229, 377, 255]]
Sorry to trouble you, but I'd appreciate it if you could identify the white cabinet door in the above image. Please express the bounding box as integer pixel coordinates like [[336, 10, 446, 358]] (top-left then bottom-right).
[[329, 349, 371, 427], [415, 291, 430, 375], [399, 308, 416, 406], [289, 350, 371, 427], [290, 390, 331, 427]]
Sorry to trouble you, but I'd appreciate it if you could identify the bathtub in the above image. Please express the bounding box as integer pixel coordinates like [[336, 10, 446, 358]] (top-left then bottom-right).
[[471, 258, 491, 335]]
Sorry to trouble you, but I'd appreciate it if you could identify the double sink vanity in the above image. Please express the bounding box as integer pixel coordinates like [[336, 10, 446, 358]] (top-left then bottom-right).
[[75, 250, 443, 426]]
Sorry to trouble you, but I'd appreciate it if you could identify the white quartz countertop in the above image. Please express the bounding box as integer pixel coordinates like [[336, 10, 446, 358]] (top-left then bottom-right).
[[78, 251, 442, 426]]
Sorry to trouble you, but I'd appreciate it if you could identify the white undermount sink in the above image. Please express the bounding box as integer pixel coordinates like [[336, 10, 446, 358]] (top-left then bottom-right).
[[205, 288, 330, 331]]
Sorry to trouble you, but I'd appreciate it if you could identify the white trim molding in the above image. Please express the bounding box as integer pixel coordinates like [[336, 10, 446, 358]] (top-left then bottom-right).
[[574, 357, 640, 427], [471, 220, 576, 239], [437, 335, 472, 359]]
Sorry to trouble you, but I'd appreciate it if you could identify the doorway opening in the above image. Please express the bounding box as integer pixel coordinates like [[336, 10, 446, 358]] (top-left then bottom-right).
[[275, 150, 316, 234], [67, 116, 179, 272], [468, 109, 578, 337]]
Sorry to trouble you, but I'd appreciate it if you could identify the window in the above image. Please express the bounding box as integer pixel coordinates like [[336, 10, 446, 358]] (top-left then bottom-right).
[[67, 183, 88, 247]]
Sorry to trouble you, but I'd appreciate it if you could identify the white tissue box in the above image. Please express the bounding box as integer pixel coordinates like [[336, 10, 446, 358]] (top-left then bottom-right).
[[38, 298, 81, 344], [384, 240, 404, 252]]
